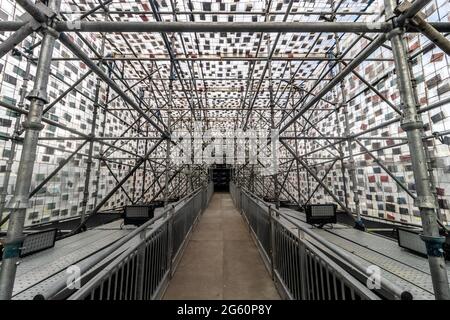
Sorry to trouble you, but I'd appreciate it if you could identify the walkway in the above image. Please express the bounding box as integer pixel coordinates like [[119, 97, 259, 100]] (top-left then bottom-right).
[[163, 193, 280, 300]]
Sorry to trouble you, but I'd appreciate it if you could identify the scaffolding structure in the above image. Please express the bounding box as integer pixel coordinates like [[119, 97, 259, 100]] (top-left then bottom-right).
[[0, 0, 449, 300]]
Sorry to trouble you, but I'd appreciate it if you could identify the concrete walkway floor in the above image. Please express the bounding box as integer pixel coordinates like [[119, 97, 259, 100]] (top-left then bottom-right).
[[163, 192, 280, 300]]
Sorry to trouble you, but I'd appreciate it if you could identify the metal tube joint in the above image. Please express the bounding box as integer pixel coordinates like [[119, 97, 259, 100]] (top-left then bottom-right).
[[5, 195, 29, 210], [386, 27, 404, 40], [1, 237, 26, 259], [400, 105, 424, 131], [420, 234, 446, 257], [414, 195, 436, 210]]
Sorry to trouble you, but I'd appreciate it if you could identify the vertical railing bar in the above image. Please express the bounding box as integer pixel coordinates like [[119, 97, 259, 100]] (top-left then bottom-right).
[[155, 230, 161, 288], [143, 243, 149, 299], [313, 254, 320, 300], [124, 258, 130, 300], [158, 228, 163, 283], [156, 231, 161, 289], [152, 233, 158, 296], [332, 272, 338, 300], [289, 235, 296, 299], [293, 236, 300, 299], [145, 239, 152, 299], [113, 269, 118, 300], [130, 254, 136, 299], [325, 265, 332, 300], [106, 273, 112, 300], [281, 228, 286, 288], [119, 262, 124, 300], [291, 234, 297, 298], [289, 234, 294, 297], [283, 231, 289, 294], [135, 252, 140, 299], [298, 233, 307, 300], [284, 230, 290, 293], [99, 281, 104, 301], [319, 259, 326, 300], [306, 251, 313, 300], [269, 206, 275, 279], [151, 233, 156, 295], [128, 256, 133, 300], [159, 227, 164, 293], [350, 286, 356, 300]]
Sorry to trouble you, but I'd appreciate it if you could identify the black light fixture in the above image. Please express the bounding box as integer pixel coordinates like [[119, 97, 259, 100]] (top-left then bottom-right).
[[20, 229, 57, 257], [305, 204, 337, 227], [123, 205, 155, 226]]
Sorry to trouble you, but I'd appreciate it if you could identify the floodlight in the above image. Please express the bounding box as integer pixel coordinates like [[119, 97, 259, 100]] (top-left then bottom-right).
[[123, 205, 155, 226], [305, 204, 337, 226], [20, 229, 57, 257]]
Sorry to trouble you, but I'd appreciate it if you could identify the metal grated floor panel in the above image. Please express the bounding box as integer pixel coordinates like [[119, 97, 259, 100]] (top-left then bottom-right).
[[9, 220, 131, 299], [278, 208, 450, 300]]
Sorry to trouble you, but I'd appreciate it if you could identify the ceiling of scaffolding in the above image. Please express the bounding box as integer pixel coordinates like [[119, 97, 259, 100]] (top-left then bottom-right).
[[54, 0, 383, 130], [1, 0, 450, 228]]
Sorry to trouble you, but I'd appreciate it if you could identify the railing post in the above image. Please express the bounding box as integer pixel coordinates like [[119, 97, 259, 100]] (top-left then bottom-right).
[[203, 186, 207, 211], [167, 205, 175, 278], [297, 228, 308, 300], [269, 205, 275, 280], [239, 189, 243, 213], [136, 230, 146, 300], [247, 195, 252, 233]]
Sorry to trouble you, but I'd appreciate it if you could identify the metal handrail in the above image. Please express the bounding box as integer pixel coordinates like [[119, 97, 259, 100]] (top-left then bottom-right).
[[230, 182, 412, 300], [271, 205, 410, 299], [36, 183, 213, 300]]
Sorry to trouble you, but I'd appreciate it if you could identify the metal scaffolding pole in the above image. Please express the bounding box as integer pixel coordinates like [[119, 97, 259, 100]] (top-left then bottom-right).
[[0, 22, 36, 59], [266, 34, 280, 209], [279, 33, 387, 135], [69, 138, 164, 236], [385, 0, 450, 300], [408, 11, 450, 56], [16, 0, 47, 23], [0, 0, 449, 301], [0, 0, 62, 300], [0, 21, 390, 33], [292, 79, 303, 205], [281, 140, 356, 222], [329, 47, 349, 211], [57, 33, 167, 137], [164, 55, 174, 207], [80, 14, 107, 225], [142, 124, 150, 201], [0, 35, 35, 222], [334, 26, 364, 229], [29, 141, 88, 198]]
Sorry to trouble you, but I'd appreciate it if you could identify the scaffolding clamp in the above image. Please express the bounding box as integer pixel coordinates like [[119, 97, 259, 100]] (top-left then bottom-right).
[[22, 118, 45, 131], [35, 2, 58, 20], [42, 25, 60, 38], [394, 0, 412, 16], [400, 109, 423, 131], [26, 88, 48, 104], [339, 102, 347, 111], [414, 195, 436, 209], [2, 237, 25, 259], [5, 195, 29, 210], [387, 27, 404, 39], [420, 234, 446, 257], [18, 13, 42, 31], [346, 157, 355, 170]]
